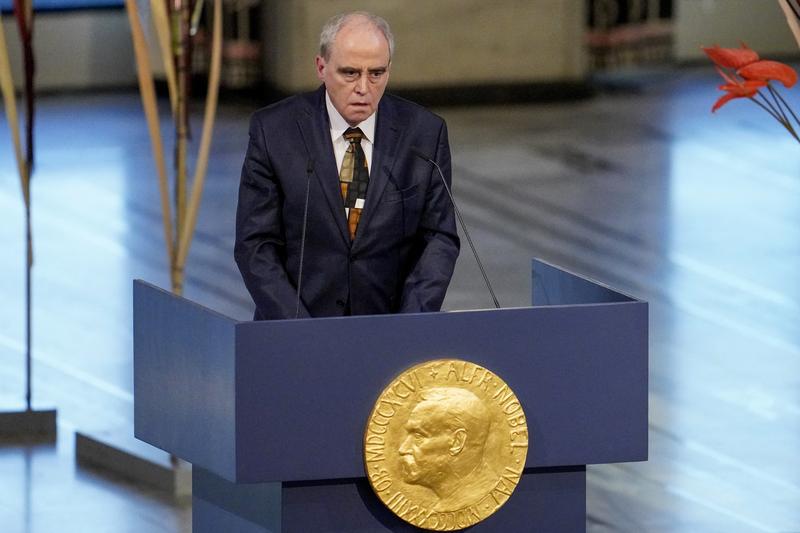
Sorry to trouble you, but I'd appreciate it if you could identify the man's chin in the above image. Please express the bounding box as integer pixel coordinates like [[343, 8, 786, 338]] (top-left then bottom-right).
[[400, 462, 419, 482], [345, 108, 371, 123]]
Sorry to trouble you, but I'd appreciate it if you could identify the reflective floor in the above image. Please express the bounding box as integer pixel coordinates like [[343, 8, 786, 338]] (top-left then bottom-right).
[[1, 65, 800, 532]]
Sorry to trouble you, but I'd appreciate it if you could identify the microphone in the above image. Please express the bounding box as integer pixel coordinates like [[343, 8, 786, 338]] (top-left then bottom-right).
[[295, 158, 314, 319], [411, 148, 500, 309]]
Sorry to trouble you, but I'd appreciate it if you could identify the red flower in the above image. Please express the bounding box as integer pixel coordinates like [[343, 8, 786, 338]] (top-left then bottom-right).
[[703, 43, 800, 144], [710, 67, 766, 112], [738, 60, 798, 88], [702, 43, 759, 69], [712, 80, 768, 112]]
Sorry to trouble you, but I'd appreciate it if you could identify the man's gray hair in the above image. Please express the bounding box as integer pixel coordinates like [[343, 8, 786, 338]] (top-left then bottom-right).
[[319, 11, 395, 61]]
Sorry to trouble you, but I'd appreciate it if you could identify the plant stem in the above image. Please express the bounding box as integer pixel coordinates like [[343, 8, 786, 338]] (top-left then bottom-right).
[[24, 175, 31, 410], [765, 85, 800, 142], [750, 94, 800, 143], [787, 0, 800, 21], [172, 0, 190, 295], [765, 84, 791, 125], [751, 93, 787, 124], [769, 84, 800, 130]]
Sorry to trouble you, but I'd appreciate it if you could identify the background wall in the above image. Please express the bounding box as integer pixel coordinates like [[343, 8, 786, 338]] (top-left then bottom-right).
[[1, 10, 135, 91], [260, 0, 588, 92], [675, 0, 797, 60]]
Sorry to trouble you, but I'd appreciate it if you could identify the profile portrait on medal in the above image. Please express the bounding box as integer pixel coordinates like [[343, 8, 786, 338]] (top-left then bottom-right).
[[398, 387, 499, 511]]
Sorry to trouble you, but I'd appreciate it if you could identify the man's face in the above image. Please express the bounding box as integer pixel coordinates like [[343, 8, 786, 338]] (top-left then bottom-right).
[[398, 403, 452, 485], [316, 19, 391, 126]]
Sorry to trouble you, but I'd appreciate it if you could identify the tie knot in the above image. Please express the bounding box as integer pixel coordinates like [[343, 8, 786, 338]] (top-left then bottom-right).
[[343, 127, 364, 144]]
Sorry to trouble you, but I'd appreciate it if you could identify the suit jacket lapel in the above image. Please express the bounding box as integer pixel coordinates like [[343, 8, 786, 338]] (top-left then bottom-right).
[[296, 87, 350, 246], [353, 96, 402, 252]]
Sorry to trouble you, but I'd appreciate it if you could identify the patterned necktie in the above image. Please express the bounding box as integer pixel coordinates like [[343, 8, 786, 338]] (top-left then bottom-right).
[[339, 127, 370, 240]]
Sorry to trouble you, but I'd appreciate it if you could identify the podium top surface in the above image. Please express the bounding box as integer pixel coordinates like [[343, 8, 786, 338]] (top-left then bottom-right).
[[134, 260, 648, 483]]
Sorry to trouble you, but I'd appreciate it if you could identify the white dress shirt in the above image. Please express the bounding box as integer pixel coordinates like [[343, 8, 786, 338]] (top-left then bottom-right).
[[325, 91, 376, 187]]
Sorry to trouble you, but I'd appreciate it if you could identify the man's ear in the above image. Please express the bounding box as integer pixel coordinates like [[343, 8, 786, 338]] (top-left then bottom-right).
[[449, 428, 467, 456], [315, 56, 326, 81]]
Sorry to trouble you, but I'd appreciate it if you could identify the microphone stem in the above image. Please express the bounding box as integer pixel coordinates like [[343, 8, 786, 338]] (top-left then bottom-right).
[[295, 161, 313, 318], [427, 158, 500, 309]]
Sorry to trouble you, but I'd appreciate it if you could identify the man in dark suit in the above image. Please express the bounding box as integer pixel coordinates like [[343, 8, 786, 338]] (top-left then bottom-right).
[[235, 11, 459, 320]]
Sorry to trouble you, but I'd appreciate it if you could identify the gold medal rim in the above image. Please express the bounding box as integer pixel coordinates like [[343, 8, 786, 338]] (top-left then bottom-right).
[[363, 358, 529, 531]]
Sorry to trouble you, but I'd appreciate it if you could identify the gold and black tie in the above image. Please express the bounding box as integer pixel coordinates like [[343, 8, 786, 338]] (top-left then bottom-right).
[[339, 127, 370, 240]]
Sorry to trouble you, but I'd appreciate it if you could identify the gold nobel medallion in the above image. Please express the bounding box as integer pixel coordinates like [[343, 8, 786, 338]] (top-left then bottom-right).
[[364, 359, 529, 531]]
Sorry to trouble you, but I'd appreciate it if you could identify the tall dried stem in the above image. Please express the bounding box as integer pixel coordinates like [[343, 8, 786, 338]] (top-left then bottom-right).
[[778, 0, 800, 49]]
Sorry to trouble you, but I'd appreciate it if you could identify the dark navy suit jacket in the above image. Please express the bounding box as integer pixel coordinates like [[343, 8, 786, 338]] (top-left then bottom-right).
[[234, 86, 460, 320]]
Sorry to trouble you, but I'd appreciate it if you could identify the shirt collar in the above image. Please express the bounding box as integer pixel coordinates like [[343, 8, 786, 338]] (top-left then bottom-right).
[[325, 90, 376, 144]]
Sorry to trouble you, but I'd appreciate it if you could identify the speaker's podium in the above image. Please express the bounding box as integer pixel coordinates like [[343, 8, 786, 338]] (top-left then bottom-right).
[[133, 260, 647, 532]]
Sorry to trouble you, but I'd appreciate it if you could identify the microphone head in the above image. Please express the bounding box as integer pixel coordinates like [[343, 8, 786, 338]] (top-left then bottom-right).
[[306, 158, 315, 173]]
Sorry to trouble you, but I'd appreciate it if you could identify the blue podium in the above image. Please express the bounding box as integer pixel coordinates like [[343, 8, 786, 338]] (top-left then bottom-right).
[[133, 260, 648, 532]]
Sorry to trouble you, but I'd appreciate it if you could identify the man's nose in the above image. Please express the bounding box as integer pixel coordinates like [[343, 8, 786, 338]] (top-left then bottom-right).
[[355, 75, 367, 94], [399, 436, 411, 454]]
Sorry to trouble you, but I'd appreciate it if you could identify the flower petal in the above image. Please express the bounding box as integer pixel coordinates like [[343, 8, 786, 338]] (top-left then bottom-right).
[[712, 92, 742, 112], [715, 66, 739, 86], [702, 44, 759, 69], [718, 79, 767, 95], [738, 60, 798, 88], [711, 79, 766, 112]]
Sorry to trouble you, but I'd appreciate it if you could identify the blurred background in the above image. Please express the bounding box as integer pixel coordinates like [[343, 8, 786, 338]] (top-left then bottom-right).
[[1, 1, 799, 531]]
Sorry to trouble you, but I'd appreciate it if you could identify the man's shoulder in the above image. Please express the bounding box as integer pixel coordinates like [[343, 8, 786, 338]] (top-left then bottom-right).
[[382, 92, 445, 124], [250, 88, 322, 124], [381, 93, 447, 135]]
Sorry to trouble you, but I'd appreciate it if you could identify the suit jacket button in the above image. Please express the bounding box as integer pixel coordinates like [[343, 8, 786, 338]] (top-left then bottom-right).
[[336, 299, 346, 307]]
